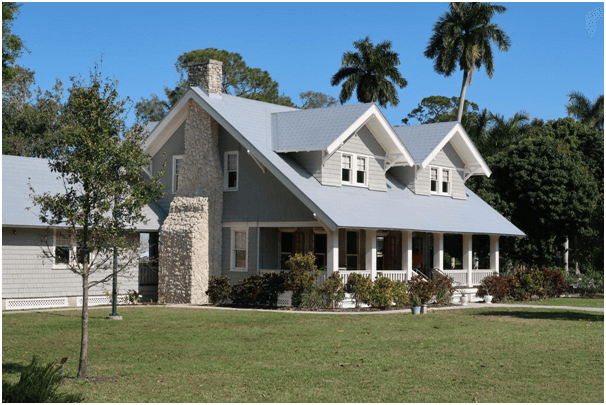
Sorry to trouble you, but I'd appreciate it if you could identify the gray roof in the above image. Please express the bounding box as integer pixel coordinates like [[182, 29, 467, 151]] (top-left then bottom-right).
[[2, 155, 165, 231], [393, 121, 458, 163], [272, 103, 374, 152], [188, 90, 524, 236]]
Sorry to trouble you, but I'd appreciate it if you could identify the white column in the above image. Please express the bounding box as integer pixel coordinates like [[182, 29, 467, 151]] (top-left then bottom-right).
[[402, 230, 413, 280], [563, 237, 569, 272], [327, 229, 339, 277], [433, 233, 444, 272], [365, 229, 377, 280], [463, 234, 473, 287], [490, 235, 500, 274]]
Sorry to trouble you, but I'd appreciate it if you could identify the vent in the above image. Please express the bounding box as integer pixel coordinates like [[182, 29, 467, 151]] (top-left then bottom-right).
[[5, 297, 69, 311], [76, 295, 127, 307]]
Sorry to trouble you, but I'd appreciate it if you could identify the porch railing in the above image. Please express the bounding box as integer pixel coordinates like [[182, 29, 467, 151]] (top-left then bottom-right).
[[442, 269, 496, 286]]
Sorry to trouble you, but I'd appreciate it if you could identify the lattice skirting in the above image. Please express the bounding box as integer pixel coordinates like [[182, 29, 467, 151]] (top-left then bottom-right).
[[5, 297, 69, 310], [76, 295, 127, 307]]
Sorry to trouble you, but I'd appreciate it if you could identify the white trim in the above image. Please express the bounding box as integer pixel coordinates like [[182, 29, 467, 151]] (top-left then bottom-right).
[[340, 152, 369, 187], [223, 221, 319, 228], [224, 151, 239, 192], [230, 227, 248, 272], [429, 166, 452, 196], [172, 155, 184, 194]]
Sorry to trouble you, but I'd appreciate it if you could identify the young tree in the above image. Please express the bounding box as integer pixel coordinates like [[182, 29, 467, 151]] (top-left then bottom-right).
[[299, 90, 338, 109], [424, 2, 511, 123], [331, 36, 408, 108], [30, 65, 164, 379]]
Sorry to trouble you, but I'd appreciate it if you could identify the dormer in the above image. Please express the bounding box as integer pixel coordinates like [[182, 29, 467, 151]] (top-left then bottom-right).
[[392, 122, 490, 199], [271, 104, 414, 192]]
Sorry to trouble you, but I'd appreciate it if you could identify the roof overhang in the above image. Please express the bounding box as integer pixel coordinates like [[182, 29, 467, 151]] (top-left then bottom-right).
[[325, 104, 414, 166], [420, 122, 491, 178]]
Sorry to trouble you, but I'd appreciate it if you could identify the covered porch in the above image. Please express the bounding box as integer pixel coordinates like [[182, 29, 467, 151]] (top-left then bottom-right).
[[257, 225, 501, 288]]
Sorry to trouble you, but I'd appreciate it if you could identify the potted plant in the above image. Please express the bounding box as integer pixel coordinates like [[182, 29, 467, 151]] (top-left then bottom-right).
[[459, 290, 469, 305], [484, 286, 493, 304], [410, 294, 422, 315], [406, 274, 434, 315]]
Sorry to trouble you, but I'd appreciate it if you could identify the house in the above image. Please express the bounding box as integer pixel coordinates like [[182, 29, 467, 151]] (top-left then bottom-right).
[[1, 58, 524, 310], [144, 59, 524, 305]]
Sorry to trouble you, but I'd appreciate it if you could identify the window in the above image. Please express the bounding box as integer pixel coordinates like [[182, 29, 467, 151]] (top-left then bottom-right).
[[341, 153, 368, 187], [341, 154, 351, 182], [280, 232, 304, 269], [232, 229, 247, 271], [224, 151, 239, 191], [346, 231, 359, 270], [172, 155, 183, 194], [429, 166, 451, 196], [53, 232, 89, 268], [313, 233, 327, 269]]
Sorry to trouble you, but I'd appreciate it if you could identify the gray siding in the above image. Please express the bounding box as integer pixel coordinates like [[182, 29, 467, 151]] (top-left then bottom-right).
[[414, 166, 432, 196], [151, 122, 186, 213], [2, 227, 138, 299], [259, 228, 279, 270], [221, 226, 258, 284], [323, 125, 387, 191], [388, 166, 416, 192], [219, 128, 315, 223], [419, 142, 466, 200], [292, 151, 323, 183]]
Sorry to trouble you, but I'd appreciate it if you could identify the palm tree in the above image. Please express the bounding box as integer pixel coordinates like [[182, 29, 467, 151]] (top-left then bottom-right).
[[565, 91, 604, 130], [424, 2, 511, 123], [479, 111, 531, 156], [330, 36, 408, 108]]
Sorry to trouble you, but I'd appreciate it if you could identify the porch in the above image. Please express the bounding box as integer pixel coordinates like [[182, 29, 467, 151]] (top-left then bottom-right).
[[254, 224, 501, 288]]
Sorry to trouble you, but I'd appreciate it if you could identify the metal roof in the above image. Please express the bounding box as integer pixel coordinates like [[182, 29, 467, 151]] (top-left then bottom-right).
[[271, 103, 374, 152], [2, 155, 165, 231], [183, 90, 524, 236], [393, 122, 459, 163]]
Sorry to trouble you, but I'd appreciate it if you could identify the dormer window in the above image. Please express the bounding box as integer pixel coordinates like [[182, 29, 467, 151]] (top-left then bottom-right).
[[430, 166, 451, 196], [341, 153, 368, 187]]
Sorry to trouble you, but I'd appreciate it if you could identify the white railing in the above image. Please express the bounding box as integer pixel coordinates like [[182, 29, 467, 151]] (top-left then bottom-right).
[[377, 271, 408, 282], [442, 269, 496, 286], [338, 270, 370, 285]]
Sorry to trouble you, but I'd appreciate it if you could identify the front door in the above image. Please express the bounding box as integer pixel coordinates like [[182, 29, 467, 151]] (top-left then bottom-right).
[[384, 235, 397, 270]]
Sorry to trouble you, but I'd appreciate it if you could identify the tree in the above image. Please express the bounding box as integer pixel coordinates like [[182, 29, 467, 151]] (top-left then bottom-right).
[[2, 66, 64, 158], [476, 110, 533, 157], [403, 95, 479, 124], [469, 120, 601, 267], [135, 48, 295, 121], [330, 36, 408, 108], [424, 2, 511, 123], [134, 93, 169, 123], [299, 90, 338, 109], [30, 65, 164, 379], [2, 2, 27, 82], [565, 91, 604, 130]]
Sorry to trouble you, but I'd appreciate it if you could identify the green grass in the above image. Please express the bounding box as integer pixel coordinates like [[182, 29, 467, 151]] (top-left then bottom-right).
[[3, 307, 603, 402], [504, 297, 604, 308]]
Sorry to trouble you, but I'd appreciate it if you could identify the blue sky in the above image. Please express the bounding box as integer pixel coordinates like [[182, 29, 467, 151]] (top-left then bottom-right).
[[12, 2, 605, 127]]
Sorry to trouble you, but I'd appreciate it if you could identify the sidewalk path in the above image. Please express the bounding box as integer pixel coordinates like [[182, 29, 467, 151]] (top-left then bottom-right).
[[4, 302, 603, 315]]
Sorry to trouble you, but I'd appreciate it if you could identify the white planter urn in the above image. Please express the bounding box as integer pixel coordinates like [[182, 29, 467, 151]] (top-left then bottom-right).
[[484, 294, 493, 304], [460, 294, 469, 306]]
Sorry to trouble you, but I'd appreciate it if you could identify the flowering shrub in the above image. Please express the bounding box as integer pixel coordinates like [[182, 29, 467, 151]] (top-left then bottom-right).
[[477, 267, 568, 302], [432, 273, 457, 305], [205, 275, 231, 305], [477, 273, 511, 302], [539, 267, 569, 298], [406, 274, 435, 307]]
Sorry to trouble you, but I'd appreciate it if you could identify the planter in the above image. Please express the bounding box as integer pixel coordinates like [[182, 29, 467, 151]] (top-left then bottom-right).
[[420, 304, 428, 314], [460, 294, 469, 306], [484, 294, 493, 304], [411, 306, 421, 315]]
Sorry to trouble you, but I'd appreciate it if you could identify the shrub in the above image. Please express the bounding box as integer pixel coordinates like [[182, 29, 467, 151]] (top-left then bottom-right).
[[231, 272, 286, 308], [284, 253, 320, 307], [577, 269, 604, 297], [319, 271, 345, 309], [344, 272, 373, 308], [205, 275, 231, 305], [539, 267, 569, 298], [2, 356, 83, 403], [432, 273, 457, 305], [300, 284, 323, 309], [368, 276, 396, 309], [406, 274, 435, 307], [392, 281, 410, 308], [477, 273, 511, 302], [510, 267, 545, 300]]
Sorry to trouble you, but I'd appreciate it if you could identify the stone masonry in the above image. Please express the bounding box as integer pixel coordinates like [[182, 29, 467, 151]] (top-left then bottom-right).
[[158, 60, 224, 304], [187, 59, 223, 95]]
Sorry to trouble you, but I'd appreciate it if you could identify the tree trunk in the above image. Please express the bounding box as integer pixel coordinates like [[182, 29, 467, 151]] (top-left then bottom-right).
[[457, 70, 469, 123], [77, 268, 89, 379]]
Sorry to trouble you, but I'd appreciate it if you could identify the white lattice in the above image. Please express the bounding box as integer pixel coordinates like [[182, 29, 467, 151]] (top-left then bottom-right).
[[5, 297, 69, 310], [77, 295, 127, 307]]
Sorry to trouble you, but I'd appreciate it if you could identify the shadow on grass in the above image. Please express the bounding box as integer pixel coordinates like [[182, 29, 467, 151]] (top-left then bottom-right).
[[2, 362, 25, 374], [477, 309, 604, 322]]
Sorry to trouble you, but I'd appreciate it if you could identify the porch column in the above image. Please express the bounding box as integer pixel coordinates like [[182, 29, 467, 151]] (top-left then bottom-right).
[[326, 229, 339, 277], [463, 234, 473, 287], [490, 235, 500, 274], [365, 229, 377, 280], [433, 232, 444, 272], [402, 230, 413, 280]]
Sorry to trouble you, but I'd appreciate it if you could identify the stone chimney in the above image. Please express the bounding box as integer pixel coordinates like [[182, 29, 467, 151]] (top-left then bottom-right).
[[187, 59, 223, 95]]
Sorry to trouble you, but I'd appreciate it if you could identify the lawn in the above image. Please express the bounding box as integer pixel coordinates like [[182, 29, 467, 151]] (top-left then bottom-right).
[[504, 297, 604, 308], [2, 306, 603, 403]]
